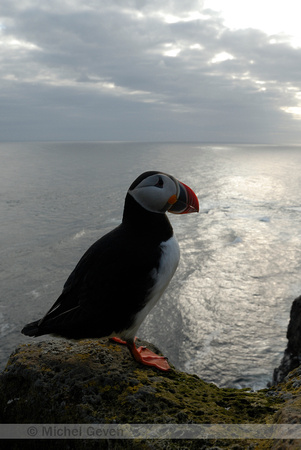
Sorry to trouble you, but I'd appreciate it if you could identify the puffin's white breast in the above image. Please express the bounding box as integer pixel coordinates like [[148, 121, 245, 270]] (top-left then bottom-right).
[[151, 235, 180, 301], [121, 235, 180, 340]]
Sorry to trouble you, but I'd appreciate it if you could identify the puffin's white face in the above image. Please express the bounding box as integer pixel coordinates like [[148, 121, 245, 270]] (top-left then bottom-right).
[[129, 172, 179, 213], [128, 171, 199, 215]]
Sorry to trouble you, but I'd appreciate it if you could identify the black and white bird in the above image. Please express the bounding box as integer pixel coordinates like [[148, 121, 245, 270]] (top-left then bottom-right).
[[22, 171, 199, 371]]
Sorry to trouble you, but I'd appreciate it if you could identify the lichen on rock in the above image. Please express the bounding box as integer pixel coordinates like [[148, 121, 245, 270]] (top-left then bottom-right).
[[0, 338, 289, 449]]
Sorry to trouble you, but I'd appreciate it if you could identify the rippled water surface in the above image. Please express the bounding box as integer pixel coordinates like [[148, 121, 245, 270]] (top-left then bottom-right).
[[1, 142, 301, 389]]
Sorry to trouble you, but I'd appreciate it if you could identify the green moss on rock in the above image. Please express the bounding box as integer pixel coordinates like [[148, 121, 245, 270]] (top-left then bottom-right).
[[0, 339, 297, 449]]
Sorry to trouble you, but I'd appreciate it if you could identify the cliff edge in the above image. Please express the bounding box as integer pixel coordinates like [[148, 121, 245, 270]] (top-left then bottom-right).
[[1, 336, 300, 449], [273, 295, 301, 385]]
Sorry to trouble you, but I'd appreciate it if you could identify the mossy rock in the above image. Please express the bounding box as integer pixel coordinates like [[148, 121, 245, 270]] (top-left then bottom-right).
[[0, 339, 292, 449]]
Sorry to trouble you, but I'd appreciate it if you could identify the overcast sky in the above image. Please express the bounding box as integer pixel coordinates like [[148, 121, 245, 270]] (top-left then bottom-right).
[[1, 0, 301, 143]]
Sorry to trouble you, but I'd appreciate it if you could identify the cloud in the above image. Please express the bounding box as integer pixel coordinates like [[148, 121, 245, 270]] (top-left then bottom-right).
[[1, 0, 301, 142]]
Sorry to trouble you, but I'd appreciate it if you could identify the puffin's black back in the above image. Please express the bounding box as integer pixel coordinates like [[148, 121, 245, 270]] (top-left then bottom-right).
[[22, 193, 174, 339]]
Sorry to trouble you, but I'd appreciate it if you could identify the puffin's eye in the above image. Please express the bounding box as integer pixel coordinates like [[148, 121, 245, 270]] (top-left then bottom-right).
[[155, 176, 164, 188]]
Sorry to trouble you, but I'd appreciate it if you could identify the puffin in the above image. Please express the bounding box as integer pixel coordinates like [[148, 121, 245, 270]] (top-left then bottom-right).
[[22, 171, 199, 371]]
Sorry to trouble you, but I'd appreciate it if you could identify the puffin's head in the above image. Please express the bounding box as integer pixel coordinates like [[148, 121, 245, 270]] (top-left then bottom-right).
[[128, 171, 199, 214]]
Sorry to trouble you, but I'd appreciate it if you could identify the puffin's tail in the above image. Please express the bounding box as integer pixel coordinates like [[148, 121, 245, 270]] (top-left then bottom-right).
[[21, 320, 41, 337]]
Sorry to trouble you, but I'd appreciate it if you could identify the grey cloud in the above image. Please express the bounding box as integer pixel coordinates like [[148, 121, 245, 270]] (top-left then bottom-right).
[[1, 0, 301, 142]]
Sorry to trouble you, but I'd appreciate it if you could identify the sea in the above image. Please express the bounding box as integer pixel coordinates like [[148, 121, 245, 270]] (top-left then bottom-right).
[[1, 141, 301, 390]]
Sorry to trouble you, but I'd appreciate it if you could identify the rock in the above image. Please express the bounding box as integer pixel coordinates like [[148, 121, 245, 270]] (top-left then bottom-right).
[[266, 364, 301, 450], [0, 338, 284, 449], [272, 295, 301, 385]]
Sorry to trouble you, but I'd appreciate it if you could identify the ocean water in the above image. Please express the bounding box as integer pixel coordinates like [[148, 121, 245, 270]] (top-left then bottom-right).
[[1, 141, 301, 389]]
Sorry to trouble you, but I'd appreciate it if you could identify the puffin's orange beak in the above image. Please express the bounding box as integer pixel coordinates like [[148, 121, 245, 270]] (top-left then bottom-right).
[[168, 180, 199, 214]]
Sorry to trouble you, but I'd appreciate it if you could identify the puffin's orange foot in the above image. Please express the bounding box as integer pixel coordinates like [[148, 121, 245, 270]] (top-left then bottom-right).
[[128, 343, 171, 371], [110, 336, 138, 345], [110, 336, 127, 345]]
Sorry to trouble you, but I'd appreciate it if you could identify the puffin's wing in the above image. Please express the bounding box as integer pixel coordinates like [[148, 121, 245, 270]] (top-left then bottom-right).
[[36, 225, 162, 337]]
